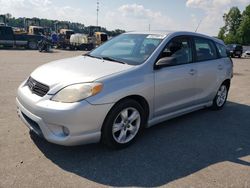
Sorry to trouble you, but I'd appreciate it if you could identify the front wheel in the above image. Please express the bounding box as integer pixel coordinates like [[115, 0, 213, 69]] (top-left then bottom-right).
[[101, 99, 146, 149], [211, 83, 229, 110]]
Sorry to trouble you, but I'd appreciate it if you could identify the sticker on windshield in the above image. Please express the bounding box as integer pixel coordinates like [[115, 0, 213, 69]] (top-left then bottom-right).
[[147, 34, 166, 39]]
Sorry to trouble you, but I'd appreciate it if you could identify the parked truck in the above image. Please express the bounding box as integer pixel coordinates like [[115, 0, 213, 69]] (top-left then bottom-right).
[[0, 15, 7, 26], [70, 26, 108, 50], [24, 18, 45, 35], [0, 25, 44, 49], [54, 21, 75, 49]]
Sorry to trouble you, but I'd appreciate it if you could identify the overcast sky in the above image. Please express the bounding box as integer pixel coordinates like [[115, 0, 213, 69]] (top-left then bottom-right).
[[0, 0, 249, 36]]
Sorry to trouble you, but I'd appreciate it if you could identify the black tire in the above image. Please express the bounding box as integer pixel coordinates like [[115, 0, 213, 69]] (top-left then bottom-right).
[[37, 43, 43, 52], [101, 99, 146, 149], [211, 83, 229, 110], [28, 41, 38, 50]]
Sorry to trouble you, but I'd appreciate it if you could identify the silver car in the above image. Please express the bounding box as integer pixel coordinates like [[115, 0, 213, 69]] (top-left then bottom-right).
[[16, 31, 233, 149]]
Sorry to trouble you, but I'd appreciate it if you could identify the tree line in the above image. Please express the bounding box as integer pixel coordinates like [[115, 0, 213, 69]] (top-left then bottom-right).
[[218, 4, 250, 45], [1, 13, 125, 37]]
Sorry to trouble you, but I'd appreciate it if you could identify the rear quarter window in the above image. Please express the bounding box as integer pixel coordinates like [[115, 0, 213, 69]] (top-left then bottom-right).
[[216, 43, 227, 58]]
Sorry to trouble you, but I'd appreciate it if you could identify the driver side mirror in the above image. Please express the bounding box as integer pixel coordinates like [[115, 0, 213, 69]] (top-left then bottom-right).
[[154, 56, 176, 69]]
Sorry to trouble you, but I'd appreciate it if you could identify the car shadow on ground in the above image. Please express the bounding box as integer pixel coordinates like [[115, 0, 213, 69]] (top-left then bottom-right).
[[30, 101, 250, 187]]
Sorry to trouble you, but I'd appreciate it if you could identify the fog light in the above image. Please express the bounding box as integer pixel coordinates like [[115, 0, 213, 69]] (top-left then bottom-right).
[[62, 127, 70, 136]]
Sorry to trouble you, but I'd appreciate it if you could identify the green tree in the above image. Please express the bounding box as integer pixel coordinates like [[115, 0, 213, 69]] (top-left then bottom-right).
[[218, 7, 242, 44], [223, 7, 242, 35], [218, 26, 226, 41], [237, 4, 250, 45]]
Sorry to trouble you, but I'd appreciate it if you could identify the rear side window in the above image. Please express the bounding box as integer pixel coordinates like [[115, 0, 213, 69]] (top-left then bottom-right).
[[216, 43, 227, 58], [194, 38, 217, 61]]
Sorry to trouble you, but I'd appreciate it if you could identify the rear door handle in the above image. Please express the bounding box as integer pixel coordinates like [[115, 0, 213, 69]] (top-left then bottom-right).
[[218, 64, 223, 70], [189, 69, 197, 75]]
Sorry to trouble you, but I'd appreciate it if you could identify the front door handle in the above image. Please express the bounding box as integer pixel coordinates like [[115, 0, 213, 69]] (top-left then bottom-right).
[[189, 69, 197, 75]]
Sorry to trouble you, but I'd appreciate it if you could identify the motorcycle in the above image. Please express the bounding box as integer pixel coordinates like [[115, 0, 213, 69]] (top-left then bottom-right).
[[37, 34, 52, 52]]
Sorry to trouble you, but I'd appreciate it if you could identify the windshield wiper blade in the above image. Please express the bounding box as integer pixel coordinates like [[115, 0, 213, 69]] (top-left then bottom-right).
[[101, 56, 127, 64], [84, 54, 102, 60]]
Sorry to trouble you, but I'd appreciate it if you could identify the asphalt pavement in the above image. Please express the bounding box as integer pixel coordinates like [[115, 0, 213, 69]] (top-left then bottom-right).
[[0, 49, 249, 188]]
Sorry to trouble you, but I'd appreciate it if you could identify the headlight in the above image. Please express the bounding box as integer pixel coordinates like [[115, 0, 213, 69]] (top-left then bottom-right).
[[51, 83, 103, 103]]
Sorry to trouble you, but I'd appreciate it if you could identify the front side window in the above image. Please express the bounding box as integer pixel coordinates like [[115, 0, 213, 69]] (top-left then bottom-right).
[[159, 37, 193, 65], [90, 34, 165, 65], [216, 43, 227, 58], [194, 38, 217, 61]]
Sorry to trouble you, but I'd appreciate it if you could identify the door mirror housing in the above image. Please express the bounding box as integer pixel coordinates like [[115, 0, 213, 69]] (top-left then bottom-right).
[[155, 57, 176, 69]]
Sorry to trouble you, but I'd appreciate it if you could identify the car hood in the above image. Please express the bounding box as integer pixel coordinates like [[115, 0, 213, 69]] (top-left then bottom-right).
[[30, 56, 133, 94]]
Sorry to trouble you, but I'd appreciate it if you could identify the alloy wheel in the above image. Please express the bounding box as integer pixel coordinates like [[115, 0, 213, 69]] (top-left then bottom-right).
[[112, 107, 141, 144]]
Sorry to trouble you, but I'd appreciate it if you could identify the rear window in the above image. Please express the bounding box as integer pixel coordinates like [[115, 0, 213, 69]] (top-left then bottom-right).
[[216, 43, 227, 58], [235, 45, 242, 51], [194, 38, 217, 61]]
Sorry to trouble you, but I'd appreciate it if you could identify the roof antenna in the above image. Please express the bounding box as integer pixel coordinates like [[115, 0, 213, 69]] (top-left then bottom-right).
[[96, 0, 99, 26], [195, 19, 202, 32]]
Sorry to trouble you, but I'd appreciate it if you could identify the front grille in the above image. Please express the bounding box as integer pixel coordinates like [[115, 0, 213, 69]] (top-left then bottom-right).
[[26, 77, 49, 97]]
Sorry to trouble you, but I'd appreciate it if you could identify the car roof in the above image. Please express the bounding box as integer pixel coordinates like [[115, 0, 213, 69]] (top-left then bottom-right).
[[126, 30, 225, 45]]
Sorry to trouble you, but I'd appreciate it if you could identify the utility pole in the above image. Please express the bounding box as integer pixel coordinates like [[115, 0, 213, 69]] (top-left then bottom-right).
[[96, 0, 99, 26]]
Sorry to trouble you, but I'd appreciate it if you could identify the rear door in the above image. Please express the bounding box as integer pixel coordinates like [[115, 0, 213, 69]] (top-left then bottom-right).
[[193, 37, 221, 104], [154, 36, 198, 117]]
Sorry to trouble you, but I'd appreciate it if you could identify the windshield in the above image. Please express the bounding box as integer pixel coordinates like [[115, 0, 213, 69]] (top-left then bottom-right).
[[34, 28, 44, 35], [89, 34, 165, 65]]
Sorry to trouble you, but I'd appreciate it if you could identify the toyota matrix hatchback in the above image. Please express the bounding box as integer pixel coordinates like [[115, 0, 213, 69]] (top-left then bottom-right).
[[17, 31, 233, 149]]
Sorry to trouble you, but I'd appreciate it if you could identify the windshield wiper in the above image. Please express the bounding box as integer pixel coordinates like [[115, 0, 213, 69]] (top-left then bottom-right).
[[85, 54, 127, 64], [101, 56, 127, 64], [84, 54, 102, 60]]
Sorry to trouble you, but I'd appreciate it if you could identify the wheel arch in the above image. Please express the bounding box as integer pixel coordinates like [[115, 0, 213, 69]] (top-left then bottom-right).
[[222, 79, 231, 89], [101, 95, 150, 131]]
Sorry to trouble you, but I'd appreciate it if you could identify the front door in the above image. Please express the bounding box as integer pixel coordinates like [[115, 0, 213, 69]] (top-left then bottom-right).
[[154, 36, 198, 117]]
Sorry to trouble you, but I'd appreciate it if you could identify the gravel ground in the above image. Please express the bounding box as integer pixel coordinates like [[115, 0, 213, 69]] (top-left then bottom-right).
[[0, 49, 249, 188]]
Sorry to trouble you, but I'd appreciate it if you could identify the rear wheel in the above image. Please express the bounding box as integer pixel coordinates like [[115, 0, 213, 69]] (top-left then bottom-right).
[[211, 83, 229, 110], [102, 99, 146, 149], [28, 41, 37, 50]]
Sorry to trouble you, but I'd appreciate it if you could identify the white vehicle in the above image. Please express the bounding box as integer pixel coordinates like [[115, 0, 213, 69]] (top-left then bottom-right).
[[243, 50, 250, 57], [70, 33, 92, 50]]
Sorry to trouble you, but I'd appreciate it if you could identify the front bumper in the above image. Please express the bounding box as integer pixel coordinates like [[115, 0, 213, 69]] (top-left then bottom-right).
[[16, 84, 113, 146]]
